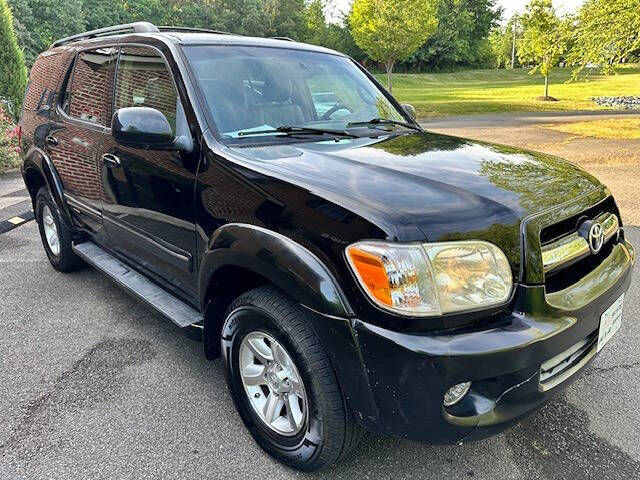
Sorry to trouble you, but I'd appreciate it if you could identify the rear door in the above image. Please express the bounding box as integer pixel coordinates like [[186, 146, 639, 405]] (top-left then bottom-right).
[[97, 45, 199, 301], [48, 46, 117, 238]]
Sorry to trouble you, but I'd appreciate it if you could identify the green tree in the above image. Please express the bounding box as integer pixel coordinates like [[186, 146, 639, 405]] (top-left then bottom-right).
[[567, 0, 640, 77], [304, 0, 327, 45], [6, 0, 38, 67], [405, 0, 502, 71], [8, 0, 85, 67], [349, 0, 439, 92], [264, 0, 308, 40], [490, 14, 522, 69], [0, 0, 27, 117], [517, 0, 567, 99]]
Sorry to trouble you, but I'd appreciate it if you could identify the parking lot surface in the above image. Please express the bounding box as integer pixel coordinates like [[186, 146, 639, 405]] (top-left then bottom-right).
[[1, 217, 639, 479]]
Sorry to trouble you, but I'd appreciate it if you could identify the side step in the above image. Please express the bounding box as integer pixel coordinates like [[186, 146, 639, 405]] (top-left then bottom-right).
[[72, 241, 203, 328]]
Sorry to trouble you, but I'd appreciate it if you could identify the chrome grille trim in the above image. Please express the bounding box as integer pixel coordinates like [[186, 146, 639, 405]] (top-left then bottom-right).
[[539, 331, 598, 391], [541, 212, 619, 274]]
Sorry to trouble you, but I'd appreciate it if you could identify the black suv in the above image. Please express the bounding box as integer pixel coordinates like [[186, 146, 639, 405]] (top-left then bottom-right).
[[19, 22, 634, 471]]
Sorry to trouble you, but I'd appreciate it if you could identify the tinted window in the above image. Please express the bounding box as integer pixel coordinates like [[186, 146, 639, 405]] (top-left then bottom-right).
[[115, 46, 177, 133], [66, 47, 117, 126], [183, 45, 405, 141]]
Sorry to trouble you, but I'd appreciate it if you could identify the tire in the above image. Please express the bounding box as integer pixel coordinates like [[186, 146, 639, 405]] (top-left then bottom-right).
[[221, 286, 363, 471], [35, 186, 83, 272]]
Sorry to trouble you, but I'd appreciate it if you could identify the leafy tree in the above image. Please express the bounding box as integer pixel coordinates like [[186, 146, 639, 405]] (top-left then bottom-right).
[[402, 0, 502, 71], [82, 0, 126, 31], [304, 0, 327, 45], [567, 0, 640, 76], [349, 0, 439, 92], [0, 0, 27, 117], [8, 0, 85, 67], [490, 15, 522, 69], [6, 0, 38, 67], [517, 0, 567, 99], [264, 0, 308, 40]]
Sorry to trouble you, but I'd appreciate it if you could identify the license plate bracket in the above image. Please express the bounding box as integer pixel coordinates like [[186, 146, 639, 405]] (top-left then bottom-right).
[[598, 294, 624, 352]]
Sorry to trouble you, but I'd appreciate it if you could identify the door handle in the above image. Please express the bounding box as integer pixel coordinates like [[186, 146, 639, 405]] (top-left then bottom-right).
[[102, 153, 121, 167], [45, 135, 58, 146]]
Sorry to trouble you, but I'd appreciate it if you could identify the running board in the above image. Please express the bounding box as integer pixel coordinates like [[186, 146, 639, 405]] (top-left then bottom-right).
[[72, 241, 202, 328]]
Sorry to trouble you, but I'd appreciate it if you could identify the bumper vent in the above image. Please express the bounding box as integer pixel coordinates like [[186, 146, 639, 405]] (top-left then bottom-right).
[[539, 330, 598, 391]]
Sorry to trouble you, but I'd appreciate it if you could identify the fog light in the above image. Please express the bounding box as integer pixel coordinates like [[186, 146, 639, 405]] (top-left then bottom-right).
[[443, 382, 471, 407]]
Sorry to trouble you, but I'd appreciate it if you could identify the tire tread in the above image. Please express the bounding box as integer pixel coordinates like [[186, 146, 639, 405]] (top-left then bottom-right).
[[226, 285, 362, 470]]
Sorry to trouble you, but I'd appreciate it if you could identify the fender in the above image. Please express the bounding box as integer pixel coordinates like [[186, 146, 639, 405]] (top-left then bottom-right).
[[23, 146, 74, 228], [199, 223, 354, 318]]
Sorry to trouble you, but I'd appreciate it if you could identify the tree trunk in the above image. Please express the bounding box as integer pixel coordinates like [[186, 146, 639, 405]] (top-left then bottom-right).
[[544, 74, 549, 98], [385, 60, 395, 94]]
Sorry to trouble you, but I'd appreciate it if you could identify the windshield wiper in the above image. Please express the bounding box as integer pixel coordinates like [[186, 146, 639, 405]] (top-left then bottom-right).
[[347, 118, 422, 132], [237, 125, 358, 138]]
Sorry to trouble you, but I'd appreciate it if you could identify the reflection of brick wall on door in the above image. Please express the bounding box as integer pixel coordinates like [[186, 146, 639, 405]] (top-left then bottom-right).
[[53, 124, 104, 203], [69, 52, 115, 126]]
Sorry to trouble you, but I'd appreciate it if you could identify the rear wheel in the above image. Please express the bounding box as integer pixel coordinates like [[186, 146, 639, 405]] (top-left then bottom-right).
[[35, 187, 83, 272], [221, 286, 362, 471]]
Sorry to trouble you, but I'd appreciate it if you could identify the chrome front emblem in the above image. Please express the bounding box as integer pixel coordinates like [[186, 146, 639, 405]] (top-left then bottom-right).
[[587, 222, 605, 254]]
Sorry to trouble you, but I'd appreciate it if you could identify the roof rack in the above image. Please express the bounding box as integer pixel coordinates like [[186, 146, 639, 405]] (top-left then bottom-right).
[[271, 37, 295, 42], [51, 22, 159, 48], [157, 26, 237, 36]]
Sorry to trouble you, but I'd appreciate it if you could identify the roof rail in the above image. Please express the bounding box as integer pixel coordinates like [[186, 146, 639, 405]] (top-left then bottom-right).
[[270, 37, 295, 42], [157, 26, 238, 36], [51, 22, 159, 48]]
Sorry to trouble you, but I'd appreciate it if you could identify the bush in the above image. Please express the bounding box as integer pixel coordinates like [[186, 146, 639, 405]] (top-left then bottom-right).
[[0, 0, 28, 118], [0, 103, 20, 173]]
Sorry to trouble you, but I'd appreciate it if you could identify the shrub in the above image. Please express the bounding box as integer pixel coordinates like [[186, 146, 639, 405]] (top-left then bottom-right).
[[0, 0, 28, 118], [0, 103, 20, 173]]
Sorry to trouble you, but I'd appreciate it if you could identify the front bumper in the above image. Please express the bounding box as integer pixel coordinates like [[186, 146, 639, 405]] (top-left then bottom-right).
[[309, 241, 634, 444]]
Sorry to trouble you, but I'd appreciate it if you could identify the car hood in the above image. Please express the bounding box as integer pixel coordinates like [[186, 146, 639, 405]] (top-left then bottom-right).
[[231, 132, 601, 269]]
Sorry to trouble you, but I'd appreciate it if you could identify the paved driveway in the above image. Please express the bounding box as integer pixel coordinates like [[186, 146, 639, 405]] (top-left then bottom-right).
[[1, 209, 639, 478]]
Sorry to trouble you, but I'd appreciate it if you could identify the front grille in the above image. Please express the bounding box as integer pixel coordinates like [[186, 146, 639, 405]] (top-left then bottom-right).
[[540, 208, 621, 294], [539, 330, 598, 391], [540, 196, 617, 245], [545, 241, 615, 293]]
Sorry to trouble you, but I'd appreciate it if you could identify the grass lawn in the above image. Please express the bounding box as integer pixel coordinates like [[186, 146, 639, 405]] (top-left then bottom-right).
[[543, 118, 640, 140], [374, 65, 640, 118]]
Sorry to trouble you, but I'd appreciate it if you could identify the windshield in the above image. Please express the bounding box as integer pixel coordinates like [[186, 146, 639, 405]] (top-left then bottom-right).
[[183, 45, 409, 142]]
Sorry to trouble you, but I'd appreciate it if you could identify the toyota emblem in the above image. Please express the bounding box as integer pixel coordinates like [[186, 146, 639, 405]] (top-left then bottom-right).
[[587, 222, 604, 254]]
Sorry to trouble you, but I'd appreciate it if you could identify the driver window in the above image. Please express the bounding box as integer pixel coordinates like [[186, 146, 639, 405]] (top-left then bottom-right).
[[115, 46, 178, 134]]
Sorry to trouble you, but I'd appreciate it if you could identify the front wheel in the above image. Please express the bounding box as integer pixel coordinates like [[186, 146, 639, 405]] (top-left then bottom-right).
[[221, 286, 362, 471]]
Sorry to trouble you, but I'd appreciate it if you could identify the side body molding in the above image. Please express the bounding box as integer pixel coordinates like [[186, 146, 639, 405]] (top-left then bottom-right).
[[23, 148, 73, 228], [199, 223, 354, 318]]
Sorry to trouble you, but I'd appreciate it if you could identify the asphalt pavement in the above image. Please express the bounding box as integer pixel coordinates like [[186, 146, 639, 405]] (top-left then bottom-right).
[[1, 193, 639, 478]]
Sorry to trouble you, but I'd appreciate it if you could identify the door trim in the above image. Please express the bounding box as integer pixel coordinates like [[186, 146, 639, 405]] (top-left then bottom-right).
[[102, 213, 193, 272]]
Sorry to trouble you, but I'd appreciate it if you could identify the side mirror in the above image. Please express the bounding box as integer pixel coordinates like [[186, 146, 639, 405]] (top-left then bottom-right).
[[112, 107, 175, 149], [401, 103, 417, 121]]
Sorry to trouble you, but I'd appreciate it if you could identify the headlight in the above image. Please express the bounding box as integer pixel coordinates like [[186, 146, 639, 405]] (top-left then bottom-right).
[[346, 240, 513, 316]]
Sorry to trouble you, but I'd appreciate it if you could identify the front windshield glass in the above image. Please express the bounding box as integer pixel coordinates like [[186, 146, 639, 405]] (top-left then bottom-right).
[[183, 45, 408, 142]]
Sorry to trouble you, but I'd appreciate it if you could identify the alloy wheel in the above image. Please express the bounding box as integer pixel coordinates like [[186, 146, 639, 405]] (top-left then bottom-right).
[[238, 331, 308, 436], [42, 205, 60, 256]]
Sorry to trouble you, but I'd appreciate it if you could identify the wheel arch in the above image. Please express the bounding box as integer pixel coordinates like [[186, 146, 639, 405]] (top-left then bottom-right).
[[23, 148, 73, 228], [199, 223, 354, 359]]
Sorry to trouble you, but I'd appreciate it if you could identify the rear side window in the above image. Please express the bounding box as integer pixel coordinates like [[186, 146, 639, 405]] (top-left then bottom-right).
[[23, 50, 68, 113], [65, 47, 117, 126], [115, 46, 178, 133]]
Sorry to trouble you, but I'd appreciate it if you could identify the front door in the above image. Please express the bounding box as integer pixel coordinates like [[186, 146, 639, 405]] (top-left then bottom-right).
[[98, 45, 199, 302]]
